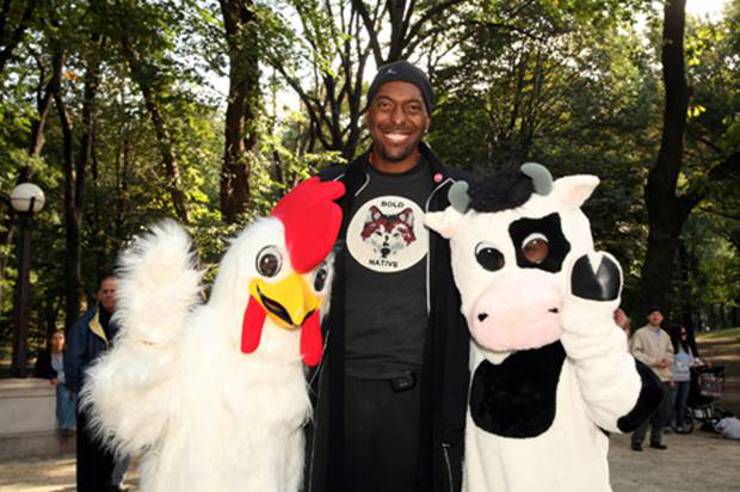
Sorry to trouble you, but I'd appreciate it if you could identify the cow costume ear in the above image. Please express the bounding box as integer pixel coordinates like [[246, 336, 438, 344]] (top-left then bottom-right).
[[448, 181, 471, 213], [551, 175, 600, 209], [425, 180, 470, 238], [425, 207, 464, 239]]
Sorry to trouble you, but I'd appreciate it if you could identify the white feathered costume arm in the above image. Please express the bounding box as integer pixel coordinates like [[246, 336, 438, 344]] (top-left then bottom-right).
[[81, 220, 202, 455]]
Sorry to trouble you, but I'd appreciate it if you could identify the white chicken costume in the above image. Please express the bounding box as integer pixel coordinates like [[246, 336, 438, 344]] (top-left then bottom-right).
[[82, 177, 344, 491], [425, 164, 662, 491]]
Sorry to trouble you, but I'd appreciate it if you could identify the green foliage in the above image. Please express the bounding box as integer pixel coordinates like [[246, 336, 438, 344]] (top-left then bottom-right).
[[0, 0, 736, 350], [431, 0, 737, 319]]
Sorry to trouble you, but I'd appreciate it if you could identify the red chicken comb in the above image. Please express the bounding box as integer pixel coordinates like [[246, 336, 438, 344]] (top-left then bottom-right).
[[271, 177, 345, 273]]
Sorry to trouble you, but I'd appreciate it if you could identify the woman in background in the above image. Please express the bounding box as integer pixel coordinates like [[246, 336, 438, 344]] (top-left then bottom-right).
[[669, 324, 703, 433], [35, 330, 77, 434]]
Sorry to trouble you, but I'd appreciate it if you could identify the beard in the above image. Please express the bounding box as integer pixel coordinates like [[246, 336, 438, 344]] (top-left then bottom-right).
[[372, 134, 422, 163]]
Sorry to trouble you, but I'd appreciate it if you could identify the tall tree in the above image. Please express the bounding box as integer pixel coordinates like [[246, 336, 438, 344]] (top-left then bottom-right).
[[353, 0, 465, 66], [106, 1, 190, 223], [59, 29, 103, 329], [219, 0, 259, 223], [639, 0, 739, 316]]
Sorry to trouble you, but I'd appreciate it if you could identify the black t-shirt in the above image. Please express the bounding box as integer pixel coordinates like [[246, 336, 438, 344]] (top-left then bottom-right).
[[343, 157, 433, 379]]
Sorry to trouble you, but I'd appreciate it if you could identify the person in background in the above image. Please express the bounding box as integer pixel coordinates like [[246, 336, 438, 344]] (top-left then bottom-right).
[[669, 324, 704, 433], [65, 275, 130, 492], [614, 308, 632, 340], [629, 307, 672, 451], [35, 329, 77, 435]]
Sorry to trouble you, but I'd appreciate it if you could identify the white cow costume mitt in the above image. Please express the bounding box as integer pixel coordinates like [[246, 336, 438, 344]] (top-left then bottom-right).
[[425, 164, 662, 492]]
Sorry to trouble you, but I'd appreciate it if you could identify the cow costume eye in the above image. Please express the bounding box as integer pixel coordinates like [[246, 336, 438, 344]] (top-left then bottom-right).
[[522, 233, 549, 264], [256, 246, 282, 277], [475, 242, 505, 271]]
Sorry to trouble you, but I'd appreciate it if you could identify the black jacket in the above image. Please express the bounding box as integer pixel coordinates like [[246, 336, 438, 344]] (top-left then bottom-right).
[[34, 348, 58, 380], [64, 306, 114, 394], [306, 143, 471, 492]]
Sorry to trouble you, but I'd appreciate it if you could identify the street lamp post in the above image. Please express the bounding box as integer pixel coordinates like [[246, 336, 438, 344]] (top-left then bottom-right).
[[9, 183, 45, 378]]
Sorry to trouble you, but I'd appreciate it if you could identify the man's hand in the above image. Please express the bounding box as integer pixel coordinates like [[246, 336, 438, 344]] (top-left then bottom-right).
[[50, 377, 59, 387], [614, 308, 627, 328], [657, 358, 670, 369]]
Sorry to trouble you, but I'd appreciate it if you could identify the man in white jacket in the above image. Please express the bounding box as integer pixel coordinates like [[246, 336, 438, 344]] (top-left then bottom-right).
[[629, 308, 674, 451]]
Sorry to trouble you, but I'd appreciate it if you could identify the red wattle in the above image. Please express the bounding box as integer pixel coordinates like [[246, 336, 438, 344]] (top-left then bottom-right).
[[300, 311, 323, 367], [241, 296, 266, 354]]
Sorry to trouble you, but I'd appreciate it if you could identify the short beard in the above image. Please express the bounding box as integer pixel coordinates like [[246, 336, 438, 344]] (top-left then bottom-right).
[[372, 138, 420, 163]]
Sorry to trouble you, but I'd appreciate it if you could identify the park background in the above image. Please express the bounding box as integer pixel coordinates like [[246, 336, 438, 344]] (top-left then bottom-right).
[[0, 0, 738, 372]]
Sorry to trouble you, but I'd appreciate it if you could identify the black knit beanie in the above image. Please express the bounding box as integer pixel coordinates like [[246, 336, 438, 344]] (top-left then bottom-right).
[[366, 60, 435, 114]]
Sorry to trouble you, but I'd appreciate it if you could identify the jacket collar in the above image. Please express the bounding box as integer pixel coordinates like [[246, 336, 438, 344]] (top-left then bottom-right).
[[344, 141, 449, 185], [88, 306, 109, 345]]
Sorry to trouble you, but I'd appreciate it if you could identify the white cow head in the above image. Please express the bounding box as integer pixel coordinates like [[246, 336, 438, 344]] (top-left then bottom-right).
[[426, 164, 599, 354]]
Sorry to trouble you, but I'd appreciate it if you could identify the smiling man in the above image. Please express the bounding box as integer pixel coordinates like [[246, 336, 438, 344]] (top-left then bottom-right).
[[307, 61, 471, 492]]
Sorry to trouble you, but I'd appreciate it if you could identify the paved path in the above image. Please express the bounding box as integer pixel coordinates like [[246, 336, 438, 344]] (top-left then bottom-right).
[[609, 428, 739, 491], [1, 428, 738, 492], [2, 330, 738, 491]]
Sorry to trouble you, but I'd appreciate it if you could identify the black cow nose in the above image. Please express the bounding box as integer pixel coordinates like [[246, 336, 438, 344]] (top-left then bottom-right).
[[477, 313, 488, 322]]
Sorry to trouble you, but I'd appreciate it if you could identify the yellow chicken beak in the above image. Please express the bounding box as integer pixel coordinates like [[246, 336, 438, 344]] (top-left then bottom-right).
[[249, 273, 322, 330]]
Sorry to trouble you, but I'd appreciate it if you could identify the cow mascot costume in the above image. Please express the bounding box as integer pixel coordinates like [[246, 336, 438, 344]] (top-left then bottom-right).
[[425, 164, 662, 491], [81, 178, 344, 491]]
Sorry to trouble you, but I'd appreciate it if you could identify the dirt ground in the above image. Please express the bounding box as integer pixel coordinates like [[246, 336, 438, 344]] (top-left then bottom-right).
[[1, 331, 738, 491]]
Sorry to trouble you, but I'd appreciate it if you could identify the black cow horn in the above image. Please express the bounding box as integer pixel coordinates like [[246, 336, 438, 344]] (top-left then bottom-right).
[[521, 162, 553, 195], [448, 181, 470, 213]]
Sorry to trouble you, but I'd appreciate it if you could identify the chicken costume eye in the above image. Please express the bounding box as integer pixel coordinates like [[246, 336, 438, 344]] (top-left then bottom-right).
[[522, 233, 549, 264], [256, 246, 282, 277], [313, 263, 329, 292], [475, 242, 504, 272]]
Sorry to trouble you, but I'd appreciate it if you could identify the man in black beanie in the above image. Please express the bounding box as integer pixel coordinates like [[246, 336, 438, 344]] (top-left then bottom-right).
[[307, 60, 471, 492]]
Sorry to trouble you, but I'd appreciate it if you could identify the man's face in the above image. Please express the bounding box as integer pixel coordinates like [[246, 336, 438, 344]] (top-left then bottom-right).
[[647, 310, 663, 326], [98, 277, 118, 313], [366, 80, 430, 164]]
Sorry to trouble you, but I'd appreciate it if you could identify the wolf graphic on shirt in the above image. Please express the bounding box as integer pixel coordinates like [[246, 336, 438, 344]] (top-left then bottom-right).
[[360, 206, 416, 259]]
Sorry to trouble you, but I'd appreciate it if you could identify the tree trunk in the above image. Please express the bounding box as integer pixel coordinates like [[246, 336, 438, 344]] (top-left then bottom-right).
[[219, 0, 259, 224], [677, 237, 694, 328], [26, 50, 63, 161], [54, 65, 80, 330], [118, 33, 189, 223], [59, 37, 101, 329], [639, 0, 694, 319]]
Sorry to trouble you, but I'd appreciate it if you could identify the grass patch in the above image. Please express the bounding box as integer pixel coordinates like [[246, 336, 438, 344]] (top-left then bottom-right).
[[697, 326, 740, 340]]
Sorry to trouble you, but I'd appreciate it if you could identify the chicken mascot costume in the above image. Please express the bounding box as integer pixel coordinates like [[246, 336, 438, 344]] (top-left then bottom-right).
[[425, 164, 662, 491], [82, 177, 344, 491]]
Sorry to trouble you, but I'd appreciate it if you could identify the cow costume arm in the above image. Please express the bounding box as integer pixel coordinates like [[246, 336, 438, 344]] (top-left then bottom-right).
[[560, 252, 662, 432]]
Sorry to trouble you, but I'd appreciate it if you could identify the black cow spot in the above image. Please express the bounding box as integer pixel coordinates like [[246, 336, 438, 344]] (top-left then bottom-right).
[[508, 213, 570, 273], [470, 341, 566, 438]]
